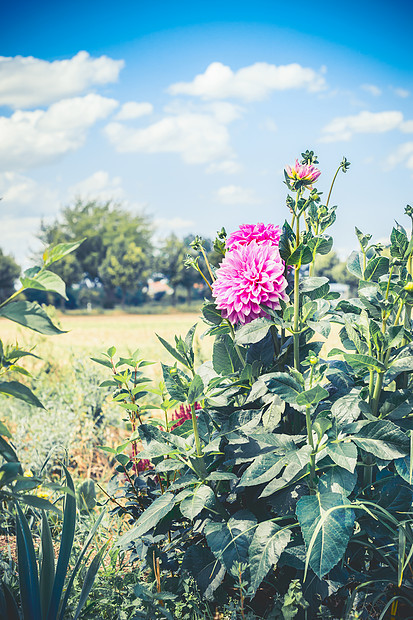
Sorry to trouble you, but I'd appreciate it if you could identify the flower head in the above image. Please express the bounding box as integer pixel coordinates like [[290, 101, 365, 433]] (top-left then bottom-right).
[[285, 159, 321, 189], [226, 223, 281, 251], [212, 240, 288, 324]]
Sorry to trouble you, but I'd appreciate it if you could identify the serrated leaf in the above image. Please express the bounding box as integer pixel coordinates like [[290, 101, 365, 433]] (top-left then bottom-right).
[[326, 441, 357, 473], [212, 334, 240, 375], [205, 510, 257, 573], [266, 373, 302, 404], [351, 420, 409, 460], [0, 381, 44, 409], [235, 318, 273, 345], [187, 375, 204, 404], [117, 493, 176, 547], [364, 256, 389, 282], [21, 270, 67, 299], [157, 334, 189, 367], [296, 385, 329, 407], [347, 251, 363, 279], [249, 522, 291, 596], [180, 485, 215, 520], [318, 467, 357, 496], [42, 239, 85, 267], [296, 492, 355, 579], [0, 301, 65, 335]]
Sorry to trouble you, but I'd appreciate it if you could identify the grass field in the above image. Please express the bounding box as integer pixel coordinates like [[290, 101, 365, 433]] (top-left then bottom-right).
[[0, 311, 214, 380], [0, 309, 340, 374]]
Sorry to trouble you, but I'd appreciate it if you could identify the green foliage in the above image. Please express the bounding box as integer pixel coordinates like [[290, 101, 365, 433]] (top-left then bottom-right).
[[0, 248, 20, 303]]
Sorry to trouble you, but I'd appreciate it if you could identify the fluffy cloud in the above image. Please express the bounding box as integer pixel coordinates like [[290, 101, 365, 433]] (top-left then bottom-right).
[[105, 112, 233, 164], [115, 101, 154, 120], [393, 87, 410, 98], [68, 171, 125, 201], [320, 110, 404, 142], [168, 61, 326, 101], [154, 216, 195, 232], [386, 142, 413, 171], [216, 185, 259, 205], [206, 160, 242, 174], [361, 84, 382, 96], [0, 171, 58, 216], [0, 94, 118, 170], [0, 51, 124, 109]]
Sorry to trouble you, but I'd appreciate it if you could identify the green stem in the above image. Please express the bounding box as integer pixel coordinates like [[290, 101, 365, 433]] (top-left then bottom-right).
[[293, 198, 301, 371], [270, 324, 280, 358], [199, 246, 215, 283], [326, 163, 342, 207], [371, 372, 384, 417], [227, 320, 246, 368], [305, 406, 316, 494], [191, 403, 203, 459]]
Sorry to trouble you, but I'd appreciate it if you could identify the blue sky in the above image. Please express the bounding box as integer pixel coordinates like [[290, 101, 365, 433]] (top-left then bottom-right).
[[1, 0, 412, 267]]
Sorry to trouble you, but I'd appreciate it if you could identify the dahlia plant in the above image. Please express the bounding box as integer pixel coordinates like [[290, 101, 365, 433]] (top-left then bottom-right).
[[96, 151, 413, 618]]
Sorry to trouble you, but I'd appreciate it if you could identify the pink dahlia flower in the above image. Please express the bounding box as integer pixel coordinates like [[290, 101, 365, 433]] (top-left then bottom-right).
[[285, 159, 321, 186], [212, 241, 288, 324], [226, 223, 281, 251]]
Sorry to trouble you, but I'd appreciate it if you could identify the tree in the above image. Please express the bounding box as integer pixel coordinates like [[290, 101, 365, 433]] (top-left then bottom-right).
[[314, 251, 358, 294], [38, 199, 153, 286], [0, 249, 20, 303], [99, 239, 150, 306]]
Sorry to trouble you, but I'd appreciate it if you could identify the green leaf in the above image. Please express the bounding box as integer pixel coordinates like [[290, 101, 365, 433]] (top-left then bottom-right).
[[161, 364, 187, 402], [331, 389, 363, 425], [347, 251, 363, 279], [299, 277, 329, 294], [287, 244, 313, 266], [296, 492, 355, 579], [341, 353, 385, 374], [47, 466, 76, 620], [395, 456, 413, 485], [0, 301, 65, 335], [73, 545, 106, 620], [266, 373, 302, 404], [249, 522, 291, 596], [21, 270, 67, 299], [157, 334, 189, 368], [364, 256, 390, 282], [180, 485, 215, 520], [117, 493, 176, 547], [212, 334, 240, 375], [0, 462, 21, 488], [326, 441, 357, 473], [260, 444, 312, 498], [318, 467, 357, 497], [296, 385, 329, 407], [0, 420, 12, 438], [351, 420, 409, 460], [0, 381, 44, 409], [40, 512, 55, 618], [205, 510, 257, 573], [235, 318, 273, 345], [262, 395, 284, 431], [20, 495, 61, 514], [15, 502, 42, 620], [385, 355, 413, 384], [42, 239, 85, 267], [308, 235, 333, 256], [187, 375, 204, 404]]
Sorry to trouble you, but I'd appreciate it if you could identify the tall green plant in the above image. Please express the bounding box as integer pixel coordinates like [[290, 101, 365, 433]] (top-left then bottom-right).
[[96, 155, 413, 618]]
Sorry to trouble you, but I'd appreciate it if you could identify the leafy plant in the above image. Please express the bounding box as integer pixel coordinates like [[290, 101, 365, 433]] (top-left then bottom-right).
[[95, 155, 413, 617]]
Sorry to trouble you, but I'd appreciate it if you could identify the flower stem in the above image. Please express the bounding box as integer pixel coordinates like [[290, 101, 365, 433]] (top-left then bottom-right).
[[191, 403, 203, 459], [293, 195, 301, 371], [326, 163, 342, 207], [305, 406, 316, 494]]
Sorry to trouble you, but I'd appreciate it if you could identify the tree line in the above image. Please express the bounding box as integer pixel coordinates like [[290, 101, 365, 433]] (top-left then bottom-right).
[[1, 199, 358, 308]]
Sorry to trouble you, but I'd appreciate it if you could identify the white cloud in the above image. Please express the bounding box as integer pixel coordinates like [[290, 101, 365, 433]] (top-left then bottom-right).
[[115, 101, 153, 120], [386, 142, 413, 171], [206, 160, 242, 174], [168, 61, 326, 101], [400, 120, 413, 133], [361, 83, 382, 96], [216, 185, 260, 205], [393, 87, 410, 98], [0, 51, 124, 109], [68, 171, 125, 201], [105, 112, 233, 164], [154, 216, 195, 232], [0, 171, 58, 216], [0, 94, 118, 170], [320, 110, 404, 142]]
